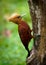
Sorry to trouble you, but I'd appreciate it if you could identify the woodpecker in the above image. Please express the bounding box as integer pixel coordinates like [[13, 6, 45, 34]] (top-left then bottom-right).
[[7, 13, 33, 57]]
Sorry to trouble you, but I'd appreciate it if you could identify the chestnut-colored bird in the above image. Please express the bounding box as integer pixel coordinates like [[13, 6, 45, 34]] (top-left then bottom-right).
[[7, 13, 33, 57]]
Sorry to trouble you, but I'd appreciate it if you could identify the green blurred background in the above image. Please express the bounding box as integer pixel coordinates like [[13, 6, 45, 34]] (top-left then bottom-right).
[[0, 0, 33, 65]]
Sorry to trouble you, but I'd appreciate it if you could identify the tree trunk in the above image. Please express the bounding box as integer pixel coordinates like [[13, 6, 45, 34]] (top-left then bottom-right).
[[27, 0, 46, 65]]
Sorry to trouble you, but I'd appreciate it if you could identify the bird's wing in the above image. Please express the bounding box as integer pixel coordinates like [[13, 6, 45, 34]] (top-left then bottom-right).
[[18, 25, 31, 36]]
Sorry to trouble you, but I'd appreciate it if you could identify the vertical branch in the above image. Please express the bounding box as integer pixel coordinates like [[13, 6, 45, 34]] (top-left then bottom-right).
[[27, 0, 46, 65]]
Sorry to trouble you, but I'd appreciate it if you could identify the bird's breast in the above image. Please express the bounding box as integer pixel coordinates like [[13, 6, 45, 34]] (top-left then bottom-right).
[[18, 23, 31, 44]]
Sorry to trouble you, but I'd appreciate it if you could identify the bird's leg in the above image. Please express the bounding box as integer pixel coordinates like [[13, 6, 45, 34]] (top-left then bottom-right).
[[31, 35, 34, 38], [30, 29, 33, 32]]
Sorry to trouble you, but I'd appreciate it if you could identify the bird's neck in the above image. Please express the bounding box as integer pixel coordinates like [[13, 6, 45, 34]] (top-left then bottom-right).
[[16, 19, 24, 25]]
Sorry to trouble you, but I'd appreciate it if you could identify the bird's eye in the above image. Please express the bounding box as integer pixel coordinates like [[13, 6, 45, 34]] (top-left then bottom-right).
[[17, 16, 21, 18]]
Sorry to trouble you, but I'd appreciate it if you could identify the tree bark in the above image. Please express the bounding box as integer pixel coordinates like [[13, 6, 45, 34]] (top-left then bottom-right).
[[27, 0, 46, 65]]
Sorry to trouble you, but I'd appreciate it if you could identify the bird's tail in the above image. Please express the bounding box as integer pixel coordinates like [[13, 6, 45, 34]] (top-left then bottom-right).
[[28, 50, 30, 57]]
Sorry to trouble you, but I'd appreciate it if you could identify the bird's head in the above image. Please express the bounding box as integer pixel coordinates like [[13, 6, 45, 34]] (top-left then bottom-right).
[[8, 13, 22, 24]]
